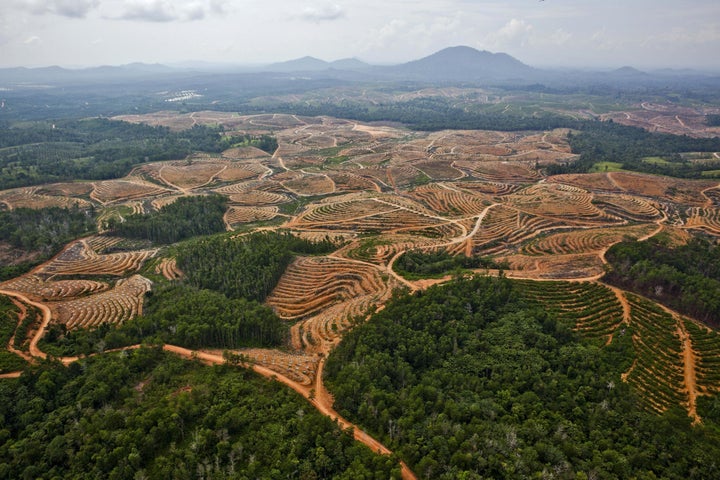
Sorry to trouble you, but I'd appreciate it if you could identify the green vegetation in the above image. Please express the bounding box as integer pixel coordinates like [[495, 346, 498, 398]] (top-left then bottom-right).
[[604, 235, 720, 327], [0, 205, 96, 280], [325, 275, 720, 479], [394, 249, 502, 279], [276, 97, 580, 132], [108, 195, 227, 244], [515, 280, 624, 342], [642, 156, 671, 165], [41, 231, 337, 356], [0, 296, 27, 373], [131, 284, 287, 349], [706, 114, 720, 127], [0, 349, 399, 479], [0, 205, 95, 253], [548, 121, 720, 178], [0, 119, 277, 189], [324, 155, 349, 166], [229, 133, 278, 153], [177, 231, 336, 302], [42, 283, 288, 356], [588, 161, 624, 172]]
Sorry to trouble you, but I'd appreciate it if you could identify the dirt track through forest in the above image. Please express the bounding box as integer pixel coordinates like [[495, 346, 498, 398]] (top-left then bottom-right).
[[0, 290, 417, 479]]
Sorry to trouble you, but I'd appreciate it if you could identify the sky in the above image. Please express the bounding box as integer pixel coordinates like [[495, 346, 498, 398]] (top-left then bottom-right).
[[1, 0, 719, 70]]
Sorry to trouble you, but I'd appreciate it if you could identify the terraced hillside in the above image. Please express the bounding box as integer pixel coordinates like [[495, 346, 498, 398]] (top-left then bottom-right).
[[2, 111, 720, 473]]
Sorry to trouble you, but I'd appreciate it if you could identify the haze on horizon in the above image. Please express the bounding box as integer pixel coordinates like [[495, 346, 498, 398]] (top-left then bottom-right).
[[1, 0, 719, 71]]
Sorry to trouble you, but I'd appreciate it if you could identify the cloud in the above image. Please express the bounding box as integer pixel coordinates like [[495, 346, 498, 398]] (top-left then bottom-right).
[[489, 18, 533, 47], [296, 4, 345, 22], [12, 0, 100, 18], [116, 0, 227, 22], [23, 35, 41, 45]]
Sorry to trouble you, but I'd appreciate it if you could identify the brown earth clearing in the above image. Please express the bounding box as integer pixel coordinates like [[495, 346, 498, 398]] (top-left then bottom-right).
[[4, 111, 720, 475]]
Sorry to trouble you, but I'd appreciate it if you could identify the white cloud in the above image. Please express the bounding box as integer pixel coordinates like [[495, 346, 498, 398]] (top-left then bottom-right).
[[548, 28, 572, 46], [115, 0, 227, 22], [483, 18, 533, 49], [11, 0, 100, 18], [23, 35, 41, 45], [296, 4, 345, 22]]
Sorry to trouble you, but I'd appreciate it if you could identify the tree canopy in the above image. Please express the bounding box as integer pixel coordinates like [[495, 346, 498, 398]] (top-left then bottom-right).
[[325, 275, 720, 479]]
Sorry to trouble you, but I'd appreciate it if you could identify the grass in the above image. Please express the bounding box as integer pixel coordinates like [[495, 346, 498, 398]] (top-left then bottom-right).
[[590, 161, 625, 173], [701, 170, 720, 177], [323, 155, 349, 167], [642, 156, 671, 165]]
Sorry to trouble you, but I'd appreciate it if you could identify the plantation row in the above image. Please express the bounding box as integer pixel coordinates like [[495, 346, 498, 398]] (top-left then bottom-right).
[[224, 206, 279, 227], [266, 256, 386, 320], [592, 194, 662, 222], [458, 205, 570, 256], [51, 275, 152, 329], [523, 224, 656, 256], [682, 319, 720, 395], [0, 186, 91, 210], [154, 258, 183, 281], [90, 179, 169, 205], [239, 348, 319, 385], [685, 207, 720, 235], [454, 160, 541, 183], [0, 275, 108, 301], [38, 240, 157, 277], [515, 280, 624, 341], [625, 294, 686, 414], [409, 184, 491, 217]]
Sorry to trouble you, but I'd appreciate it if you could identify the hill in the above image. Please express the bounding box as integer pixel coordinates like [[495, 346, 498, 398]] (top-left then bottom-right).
[[383, 45, 535, 81]]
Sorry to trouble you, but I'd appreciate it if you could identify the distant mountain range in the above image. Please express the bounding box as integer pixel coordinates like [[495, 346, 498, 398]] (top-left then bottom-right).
[[260, 46, 534, 81], [1, 46, 718, 87]]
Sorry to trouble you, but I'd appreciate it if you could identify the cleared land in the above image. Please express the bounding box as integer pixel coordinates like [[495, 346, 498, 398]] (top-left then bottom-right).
[[3, 111, 720, 451]]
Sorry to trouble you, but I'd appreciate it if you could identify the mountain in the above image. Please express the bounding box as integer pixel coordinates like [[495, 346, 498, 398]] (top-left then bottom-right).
[[383, 46, 536, 82], [0, 63, 178, 85], [264, 56, 330, 72], [329, 58, 370, 70]]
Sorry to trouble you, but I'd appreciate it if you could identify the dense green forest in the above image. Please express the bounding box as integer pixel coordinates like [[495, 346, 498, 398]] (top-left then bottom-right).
[[108, 195, 227, 244], [0, 349, 399, 479], [0, 296, 27, 373], [547, 121, 720, 177], [394, 249, 502, 279], [176, 231, 336, 302], [706, 114, 720, 127], [604, 235, 720, 327], [268, 97, 581, 132], [42, 283, 288, 356], [325, 275, 720, 479], [138, 284, 287, 348], [0, 119, 277, 189], [0, 205, 96, 280]]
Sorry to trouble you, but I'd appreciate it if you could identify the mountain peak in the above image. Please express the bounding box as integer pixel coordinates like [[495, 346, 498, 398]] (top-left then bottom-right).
[[265, 56, 329, 72], [388, 46, 533, 81]]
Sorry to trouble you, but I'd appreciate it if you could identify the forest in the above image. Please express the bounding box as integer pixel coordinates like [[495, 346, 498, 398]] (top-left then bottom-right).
[[42, 283, 288, 356], [108, 195, 227, 245], [0, 348, 399, 479], [266, 97, 581, 132], [707, 114, 720, 127], [176, 231, 336, 302], [0, 119, 278, 189], [325, 275, 720, 479], [604, 235, 720, 327], [547, 121, 720, 177], [0, 296, 27, 373], [394, 249, 501, 279], [40, 231, 336, 356], [0, 205, 96, 280]]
